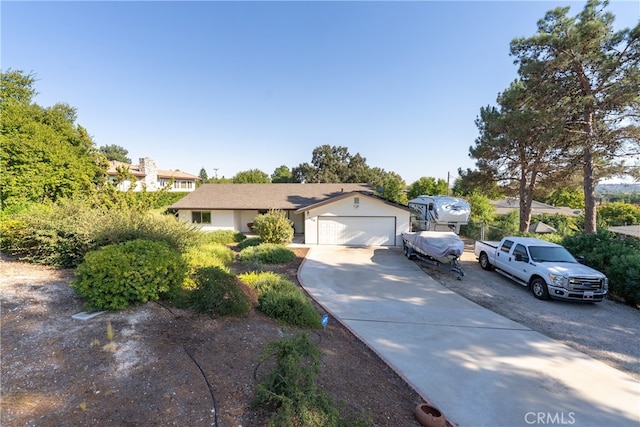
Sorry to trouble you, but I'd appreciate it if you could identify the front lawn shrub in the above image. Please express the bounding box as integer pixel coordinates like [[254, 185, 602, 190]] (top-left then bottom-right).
[[188, 266, 253, 317], [93, 209, 197, 252], [72, 239, 187, 311], [0, 199, 101, 268], [196, 230, 246, 245], [239, 272, 321, 328], [238, 243, 295, 265], [254, 333, 367, 427], [236, 237, 262, 250], [183, 243, 235, 269], [252, 209, 294, 244]]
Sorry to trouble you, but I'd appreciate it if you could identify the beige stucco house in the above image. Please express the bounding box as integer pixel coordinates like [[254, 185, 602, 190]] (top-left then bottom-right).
[[107, 157, 200, 192], [168, 183, 412, 246]]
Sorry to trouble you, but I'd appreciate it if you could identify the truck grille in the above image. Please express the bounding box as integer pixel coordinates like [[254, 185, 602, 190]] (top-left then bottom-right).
[[568, 277, 603, 290]]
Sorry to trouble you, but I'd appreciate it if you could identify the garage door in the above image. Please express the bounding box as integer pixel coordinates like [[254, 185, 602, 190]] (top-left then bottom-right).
[[317, 216, 395, 246]]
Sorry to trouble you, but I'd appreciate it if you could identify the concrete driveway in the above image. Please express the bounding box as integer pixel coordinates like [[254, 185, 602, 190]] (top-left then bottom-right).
[[298, 245, 640, 427]]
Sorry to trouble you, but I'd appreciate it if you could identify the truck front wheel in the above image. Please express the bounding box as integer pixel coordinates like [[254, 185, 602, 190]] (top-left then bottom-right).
[[479, 252, 492, 271], [531, 278, 550, 300]]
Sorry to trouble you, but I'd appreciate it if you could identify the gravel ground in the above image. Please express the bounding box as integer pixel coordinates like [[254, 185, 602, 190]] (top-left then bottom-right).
[[418, 240, 640, 381]]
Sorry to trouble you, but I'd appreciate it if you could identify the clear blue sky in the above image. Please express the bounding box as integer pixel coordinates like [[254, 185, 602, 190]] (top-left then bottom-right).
[[3, 1, 638, 184]]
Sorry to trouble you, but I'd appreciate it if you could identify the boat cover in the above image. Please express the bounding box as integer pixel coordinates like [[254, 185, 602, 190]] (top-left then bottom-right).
[[402, 231, 465, 258]]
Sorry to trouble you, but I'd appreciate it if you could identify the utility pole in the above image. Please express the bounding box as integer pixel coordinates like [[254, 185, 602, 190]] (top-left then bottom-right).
[[213, 168, 219, 180]]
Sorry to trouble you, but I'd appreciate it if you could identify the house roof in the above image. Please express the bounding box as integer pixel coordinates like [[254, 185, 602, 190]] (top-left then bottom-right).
[[293, 190, 412, 214], [608, 225, 640, 238], [107, 160, 200, 180], [168, 183, 376, 210], [490, 197, 582, 217]]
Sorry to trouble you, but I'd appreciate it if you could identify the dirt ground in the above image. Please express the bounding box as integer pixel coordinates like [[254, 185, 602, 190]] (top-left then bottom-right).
[[1, 247, 431, 427]]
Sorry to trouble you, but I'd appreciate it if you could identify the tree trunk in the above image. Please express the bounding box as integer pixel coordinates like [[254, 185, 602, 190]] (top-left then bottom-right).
[[583, 146, 598, 233], [582, 106, 597, 233], [518, 170, 533, 233]]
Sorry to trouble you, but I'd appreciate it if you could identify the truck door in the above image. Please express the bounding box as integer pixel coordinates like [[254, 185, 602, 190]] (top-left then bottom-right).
[[494, 239, 514, 271], [507, 243, 530, 281]]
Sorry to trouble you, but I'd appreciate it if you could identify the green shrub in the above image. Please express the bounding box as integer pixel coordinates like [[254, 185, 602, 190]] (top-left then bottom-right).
[[239, 272, 321, 328], [72, 239, 188, 311], [254, 333, 367, 427], [238, 243, 295, 265], [236, 236, 262, 250], [562, 230, 640, 305], [252, 209, 294, 244], [92, 209, 197, 252], [0, 199, 101, 268], [607, 253, 640, 306], [183, 243, 235, 269], [196, 230, 246, 245], [188, 267, 252, 317]]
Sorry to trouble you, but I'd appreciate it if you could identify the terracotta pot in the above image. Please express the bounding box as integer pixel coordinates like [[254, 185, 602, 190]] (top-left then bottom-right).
[[415, 403, 446, 427]]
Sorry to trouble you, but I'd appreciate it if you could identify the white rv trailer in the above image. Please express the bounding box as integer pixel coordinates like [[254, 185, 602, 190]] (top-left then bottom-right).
[[407, 195, 471, 234]]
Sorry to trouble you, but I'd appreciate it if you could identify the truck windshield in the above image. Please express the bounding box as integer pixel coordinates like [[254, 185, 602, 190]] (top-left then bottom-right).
[[528, 246, 576, 263]]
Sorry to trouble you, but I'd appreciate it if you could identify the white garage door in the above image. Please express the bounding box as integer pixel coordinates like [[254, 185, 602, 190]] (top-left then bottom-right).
[[318, 216, 395, 246]]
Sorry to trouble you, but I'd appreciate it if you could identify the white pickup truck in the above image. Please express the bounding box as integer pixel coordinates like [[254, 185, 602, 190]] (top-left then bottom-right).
[[474, 237, 608, 302]]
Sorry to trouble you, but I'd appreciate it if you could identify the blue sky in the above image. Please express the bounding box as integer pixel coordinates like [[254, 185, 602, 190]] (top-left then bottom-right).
[[2, 1, 639, 184]]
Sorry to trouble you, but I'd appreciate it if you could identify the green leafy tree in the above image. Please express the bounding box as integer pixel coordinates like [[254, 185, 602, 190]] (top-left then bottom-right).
[[597, 202, 640, 226], [510, 0, 640, 233], [407, 177, 448, 200], [375, 172, 407, 205], [543, 187, 585, 210], [99, 144, 131, 163], [271, 165, 293, 183], [292, 145, 373, 183], [233, 169, 270, 183], [198, 167, 208, 182], [1, 70, 107, 209]]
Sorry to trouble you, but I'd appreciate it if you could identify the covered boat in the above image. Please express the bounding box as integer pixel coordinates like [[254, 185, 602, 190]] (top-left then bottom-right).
[[402, 230, 465, 277]]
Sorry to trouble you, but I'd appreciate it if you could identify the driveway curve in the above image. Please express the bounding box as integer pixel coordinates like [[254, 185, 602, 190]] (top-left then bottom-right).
[[298, 245, 640, 427]]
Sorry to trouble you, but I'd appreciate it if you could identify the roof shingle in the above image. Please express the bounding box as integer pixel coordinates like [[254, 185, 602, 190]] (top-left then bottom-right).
[[168, 183, 374, 210]]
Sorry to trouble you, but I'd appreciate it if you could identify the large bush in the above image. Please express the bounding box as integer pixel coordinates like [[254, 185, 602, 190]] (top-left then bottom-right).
[[597, 202, 640, 226], [92, 209, 197, 252], [187, 266, 253, 317], [0, 199, 102, 268], [562, 230, 640, 306], [72, 239, 187, 311], [238, 243, 296, 265], [195, 230, 246, 245], [252, 209, 294, 244], [239, 272, 321, 328], [0, 199, 198, 268]]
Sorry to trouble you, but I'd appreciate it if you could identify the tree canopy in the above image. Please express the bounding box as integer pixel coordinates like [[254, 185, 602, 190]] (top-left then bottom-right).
[[1, 70, 107, 209], [233, 169, 270, 183], [509, 0, 640, 232], [100, 144, 131, 163]]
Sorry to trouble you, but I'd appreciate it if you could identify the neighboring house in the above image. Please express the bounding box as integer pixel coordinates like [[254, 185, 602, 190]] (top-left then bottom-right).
[[107, 157, 200, 192], [608, 225, 640, 238], [168, 183, 412, 246], [490, 197, 582, 217]]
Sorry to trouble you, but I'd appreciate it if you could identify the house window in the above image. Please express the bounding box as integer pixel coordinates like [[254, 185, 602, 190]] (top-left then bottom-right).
[[192, 211, 211, 224]]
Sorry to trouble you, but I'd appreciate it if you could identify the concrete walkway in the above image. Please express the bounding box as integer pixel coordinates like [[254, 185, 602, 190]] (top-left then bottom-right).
[[297, 245, 640, 427]]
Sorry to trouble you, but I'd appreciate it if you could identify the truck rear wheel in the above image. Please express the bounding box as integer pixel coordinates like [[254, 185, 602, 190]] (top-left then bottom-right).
[[479, 252, 492, 271], [531, 278, 550, 300]]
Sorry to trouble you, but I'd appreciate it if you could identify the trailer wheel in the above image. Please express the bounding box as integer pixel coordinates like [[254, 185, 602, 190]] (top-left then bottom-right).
[[531, 278, 550, 300], [479, 252, 492, 271], [403, 245, 415, 260]]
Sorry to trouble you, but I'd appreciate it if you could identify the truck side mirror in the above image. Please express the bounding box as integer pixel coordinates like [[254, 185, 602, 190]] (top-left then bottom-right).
[[514, 254, 529, 263], [576, 255, 585, 264]]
